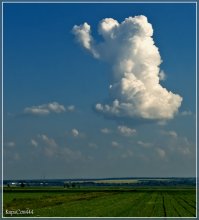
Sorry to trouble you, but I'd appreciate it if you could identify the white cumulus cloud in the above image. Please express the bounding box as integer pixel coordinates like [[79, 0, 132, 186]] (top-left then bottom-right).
[[117, 125, 136, 137], [71, 129, 79, 137], [24, 102, 66, 115], [73, 15, 182, 120]]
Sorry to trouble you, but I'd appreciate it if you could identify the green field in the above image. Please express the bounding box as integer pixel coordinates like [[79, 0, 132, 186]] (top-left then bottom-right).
[[3, 187, 196, 217]]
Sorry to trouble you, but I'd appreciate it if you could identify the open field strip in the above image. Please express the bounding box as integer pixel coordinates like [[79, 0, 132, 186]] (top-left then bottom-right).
[[3, 187, 196, 217], [172, 192, 196, 216]]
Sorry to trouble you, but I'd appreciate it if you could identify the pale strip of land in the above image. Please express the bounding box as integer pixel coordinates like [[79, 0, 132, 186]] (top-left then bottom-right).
[[93, 179, 139, 184]]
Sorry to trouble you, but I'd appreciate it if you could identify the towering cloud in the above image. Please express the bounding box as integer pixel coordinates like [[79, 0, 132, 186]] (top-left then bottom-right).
[[72, 15, 182, 120]]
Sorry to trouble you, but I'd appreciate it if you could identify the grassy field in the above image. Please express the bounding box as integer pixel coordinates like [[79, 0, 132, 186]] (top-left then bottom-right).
[[3, 187, 196, 217]]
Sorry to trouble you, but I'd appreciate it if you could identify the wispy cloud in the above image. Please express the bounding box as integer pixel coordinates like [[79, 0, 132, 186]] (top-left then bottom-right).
[[13, 153, 20, 160], [156, 148, 166, 159], [159, 130, 194, 157], [137, 141, 152, 148], [4, 141, 16, 147], [162, 130, 178, 138], [37, 134, 84, 160], [169, 136, 193, 156], [111, 141, 120, 148], [157, 120, 167, 126], [180, 110, 192, 116], [100, 128, 112, 134], [121, 149, 133, 159], [168, 131, 178, 138], [39, 134, 59, 157], [30, 139, 38, 147], [88, 142, 98, 149], [73, 15, 182, 120], [23, 102, 75, 116], [67, 105, 75, 112]]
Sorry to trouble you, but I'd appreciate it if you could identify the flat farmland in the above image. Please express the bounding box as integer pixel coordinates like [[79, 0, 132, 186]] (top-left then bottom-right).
[[3, 187, 196, 217]]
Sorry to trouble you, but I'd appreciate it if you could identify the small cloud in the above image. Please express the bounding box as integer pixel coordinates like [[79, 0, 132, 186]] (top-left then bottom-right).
[[40, 134, 58, 146], [180, 110, 192, 116], [66, 128, 85, 138], [121, 149, 133, 159], [30, 139, 38, 147], [137, 141, 152, 148], [88, 143, 98, 149], [111, 141, 120, 148], [95, 103, 104, 111], [180, 146, 191, 155], [67, 105, 75, 112], [7, 112, 15, 117], [71, 129, 79, 137], [37, 134, 86, 161], [100, 128, 111, 134], [61, 147, 83, 160], [156, 148, 166, 159], [72, 22, 99, 58], [14, 153, 20, 160], [162, 130, 178, 138], [47, 102, 65, 113], [168, 131, 178, 138], [24, 107, 49, 115], [5, 141, 15, 147], [117, 125, 136, 137], [157, 120, 167, 126], [24, 102, 66, 116], [159, 132, 194, 157], [175, 137, 192, 156], [38, 134, 58, 157]]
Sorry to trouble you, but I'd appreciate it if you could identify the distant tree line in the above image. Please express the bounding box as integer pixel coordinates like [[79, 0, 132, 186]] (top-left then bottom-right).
[[64, 182, 80, 188]]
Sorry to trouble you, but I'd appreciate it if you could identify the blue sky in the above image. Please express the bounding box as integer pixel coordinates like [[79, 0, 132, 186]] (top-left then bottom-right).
[[3, 3, 196, 179]]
